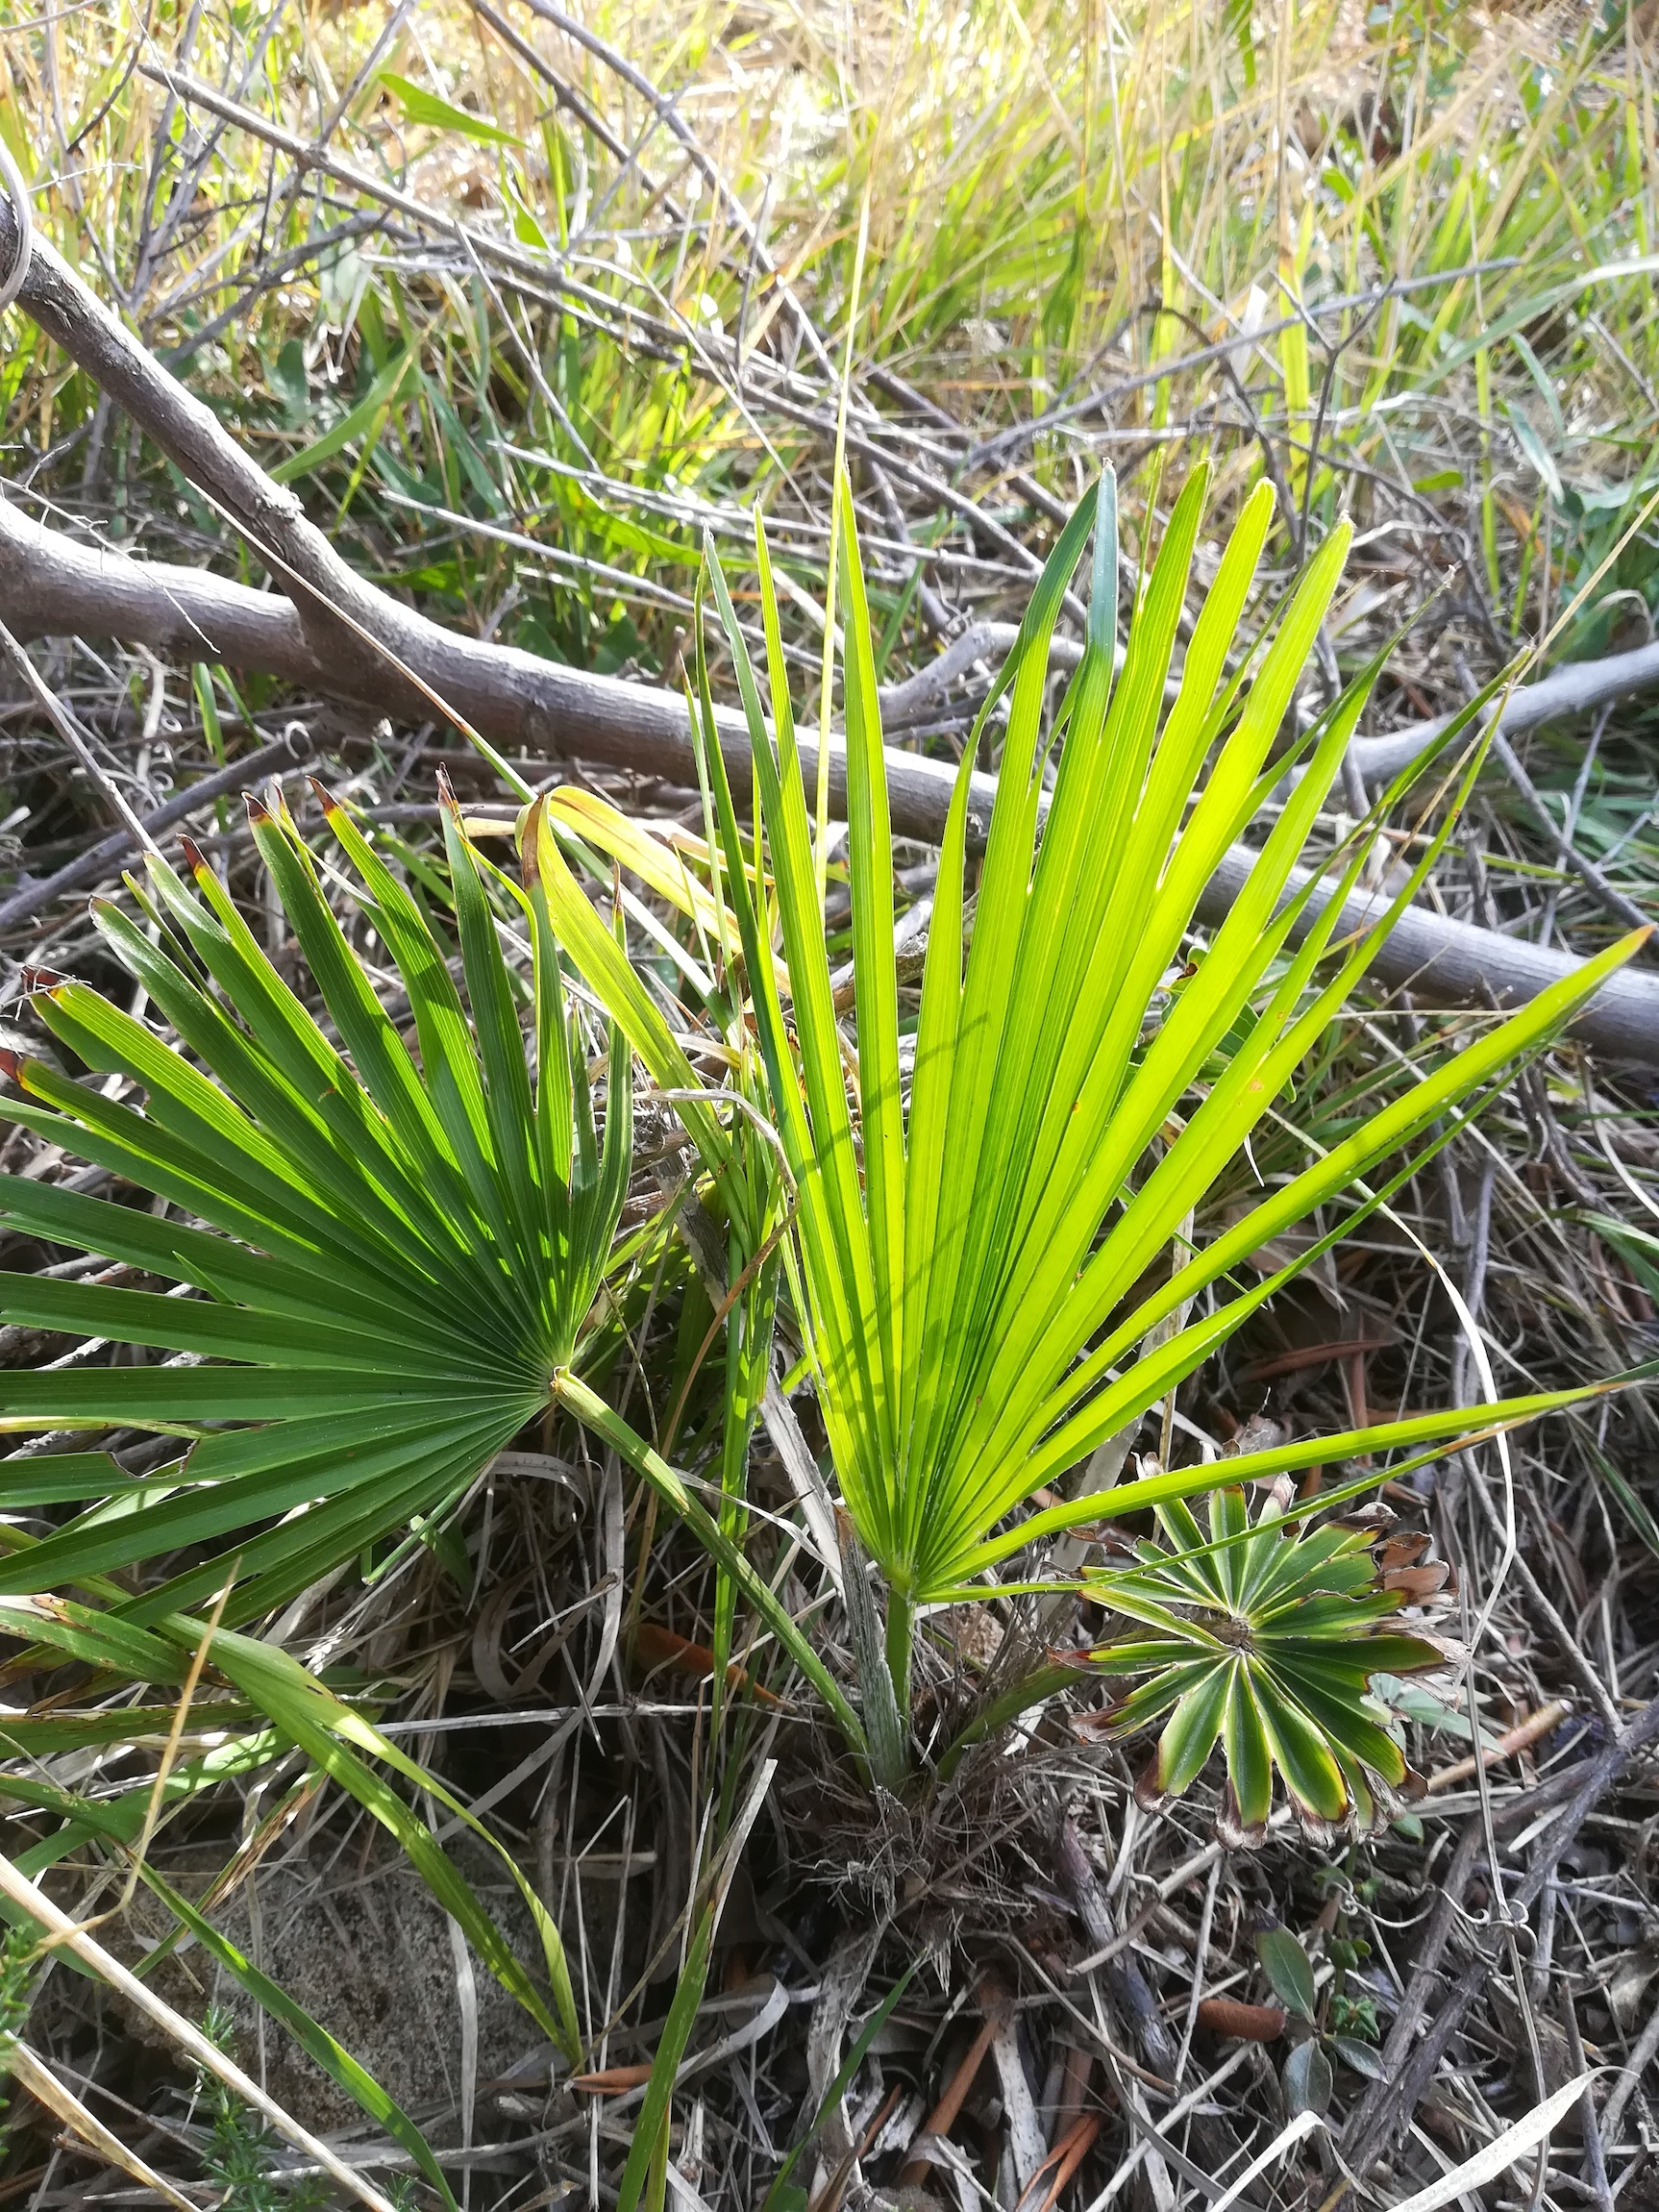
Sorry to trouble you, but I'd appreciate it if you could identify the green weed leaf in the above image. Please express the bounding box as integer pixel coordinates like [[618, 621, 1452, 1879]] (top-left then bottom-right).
[[1255, 1929, 1317, 2022], [1282, 2034, 1333, 2116], [379, 72, 521, 146]]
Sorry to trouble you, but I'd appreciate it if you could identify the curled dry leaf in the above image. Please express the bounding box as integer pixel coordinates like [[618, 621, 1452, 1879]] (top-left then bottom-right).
[[1195, 1998, 1288, 2043]]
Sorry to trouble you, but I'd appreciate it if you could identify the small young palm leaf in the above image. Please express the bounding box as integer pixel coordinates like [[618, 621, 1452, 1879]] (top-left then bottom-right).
[[0, 781, 631, 1626], [1082, 1486, 1448, 1843]]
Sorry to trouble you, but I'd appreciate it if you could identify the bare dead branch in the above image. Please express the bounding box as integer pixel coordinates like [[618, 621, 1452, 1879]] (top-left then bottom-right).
[[1, 202, 1655, 1058]]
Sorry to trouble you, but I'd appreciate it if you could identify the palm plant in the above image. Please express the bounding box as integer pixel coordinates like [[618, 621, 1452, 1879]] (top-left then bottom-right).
[[540, 463, 1640, 1781], [1078, 1487, 1449, 1842], [0, 771, 883, 2083], [0, 787, 631, 1626], [0, 781, 862, 1736]]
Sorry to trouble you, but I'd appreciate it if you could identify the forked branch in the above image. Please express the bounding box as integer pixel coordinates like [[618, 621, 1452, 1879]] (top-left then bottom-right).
[[1, 202, 1655, 1060]]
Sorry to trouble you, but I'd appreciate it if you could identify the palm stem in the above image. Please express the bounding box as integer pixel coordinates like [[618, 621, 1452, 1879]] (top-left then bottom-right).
[[884, 1585, 915, 1725]]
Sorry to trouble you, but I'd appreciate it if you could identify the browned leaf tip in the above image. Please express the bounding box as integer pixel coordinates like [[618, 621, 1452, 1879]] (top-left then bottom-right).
[[1132, 1757, 1170, 1813], [631, 1622, 785, 1707], [1216, 1781, 1267, 1851], [570, 2062, 653, 2095]]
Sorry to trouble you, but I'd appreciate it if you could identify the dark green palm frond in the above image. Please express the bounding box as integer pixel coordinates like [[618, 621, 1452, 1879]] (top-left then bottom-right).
[[1082, 1485, 1449, 1844], [0, 782, 631, 1628]]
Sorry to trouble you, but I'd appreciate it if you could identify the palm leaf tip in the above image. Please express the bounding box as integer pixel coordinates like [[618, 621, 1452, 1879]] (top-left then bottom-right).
[[1080, 1487, 1448, 1844]]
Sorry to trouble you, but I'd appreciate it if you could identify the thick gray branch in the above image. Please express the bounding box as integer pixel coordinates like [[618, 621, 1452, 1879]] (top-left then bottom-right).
[[6, 499, 1657, 1061], [0, 490, 958, 843], [1, 203, 1654, 1060], [1351, 639, 1659, 781]]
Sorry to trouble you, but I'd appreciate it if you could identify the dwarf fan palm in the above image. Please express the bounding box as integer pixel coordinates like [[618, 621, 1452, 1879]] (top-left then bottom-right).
[[0, 782, 864, 1754], [550, 464, 1639, 1775]]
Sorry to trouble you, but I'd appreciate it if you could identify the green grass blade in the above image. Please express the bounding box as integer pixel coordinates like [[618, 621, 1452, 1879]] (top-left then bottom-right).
[[554, 1371, 868, 1763]]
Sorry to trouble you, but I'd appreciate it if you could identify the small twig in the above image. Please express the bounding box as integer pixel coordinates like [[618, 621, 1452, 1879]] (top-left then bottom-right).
[[1491, 726, 1653, 944], [1055, 1815, 1250, 2197], [897, 1975, 1008, 2188], [0, 615, 156, 855], [965, 259, 1523, 474], [1345, 1693, 1659, 2174], [1601, 1993, 1659, 2150], [1561, 1984, 1614, 2212], [0, 724, 313, 933], [1424, 1699, 1572, 1792]]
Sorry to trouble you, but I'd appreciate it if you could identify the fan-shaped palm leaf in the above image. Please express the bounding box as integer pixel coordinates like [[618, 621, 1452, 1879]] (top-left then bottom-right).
[[577, 464, 1641, 1719], [0, 783, 868, 1761], [509, 468, 1645, 1792], [0, 784, 631, 1626]]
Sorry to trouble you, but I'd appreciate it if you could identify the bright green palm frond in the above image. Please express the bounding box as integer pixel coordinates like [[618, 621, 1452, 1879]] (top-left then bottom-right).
[[0, 783, 631, 1628], [1083, 1485, 1449, 1843], [690, 462, 1642, 1627]]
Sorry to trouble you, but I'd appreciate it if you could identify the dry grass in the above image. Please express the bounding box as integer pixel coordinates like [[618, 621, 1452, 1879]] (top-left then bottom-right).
[[0, 2, 1657, 2208]]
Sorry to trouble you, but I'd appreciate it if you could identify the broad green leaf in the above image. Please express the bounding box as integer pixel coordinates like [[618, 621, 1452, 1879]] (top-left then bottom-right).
[[546, 452, 1647, 1794], [1282, 2036, 1333, 2117], [1154, 1663, 1232, 1796], [380, 74, 523, 147], [1086, 1484, 1444, 1835], [1226, 1675, 1273, 1836], [1255, 1928, 1317, 2022]]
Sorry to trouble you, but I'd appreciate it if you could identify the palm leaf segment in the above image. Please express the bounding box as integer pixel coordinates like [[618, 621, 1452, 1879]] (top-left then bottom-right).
[[683, 467, 1639, 1616], [0, 786, 630, 1628], [1084, 1488, 1444, 1843]]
